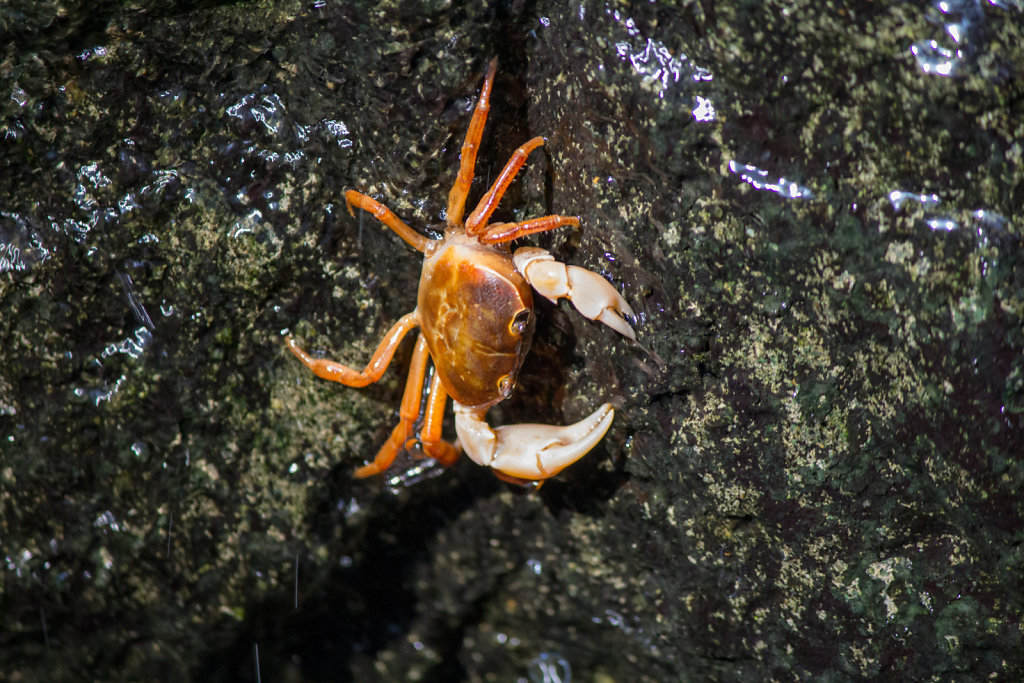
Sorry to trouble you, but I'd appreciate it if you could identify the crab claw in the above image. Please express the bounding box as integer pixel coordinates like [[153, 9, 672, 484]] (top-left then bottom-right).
[[514, 247, 636, 340], [453, 401, 616, 481]]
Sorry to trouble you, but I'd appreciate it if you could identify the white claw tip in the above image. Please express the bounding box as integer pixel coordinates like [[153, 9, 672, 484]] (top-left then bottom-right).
[[454, 402, 616, 481]]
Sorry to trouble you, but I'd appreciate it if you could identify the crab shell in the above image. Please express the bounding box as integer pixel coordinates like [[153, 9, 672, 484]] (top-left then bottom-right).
[[418, 233, 535, 410]]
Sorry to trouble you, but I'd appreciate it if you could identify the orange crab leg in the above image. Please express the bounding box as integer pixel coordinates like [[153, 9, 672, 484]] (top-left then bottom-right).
[[345, 190, 431, 253], [465, 136, 545, 236], [419, 370, 459, 466], [447, 58, 498, 229], [286, 312, 419, 388], [479, 215, 581, 245], [355, 333, 431, 478]]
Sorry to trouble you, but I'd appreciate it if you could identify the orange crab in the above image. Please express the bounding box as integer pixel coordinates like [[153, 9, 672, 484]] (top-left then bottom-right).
[[287, 59, 635, 483]]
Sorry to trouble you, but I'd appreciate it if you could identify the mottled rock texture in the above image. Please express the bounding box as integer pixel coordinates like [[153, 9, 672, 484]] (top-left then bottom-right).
[[2, 0, 1022, 680]]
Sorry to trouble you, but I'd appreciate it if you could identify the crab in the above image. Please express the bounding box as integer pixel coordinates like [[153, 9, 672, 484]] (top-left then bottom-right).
[[287, 59, 635, 483]]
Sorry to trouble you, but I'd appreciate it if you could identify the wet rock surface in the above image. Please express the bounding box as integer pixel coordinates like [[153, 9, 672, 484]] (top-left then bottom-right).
[[2, 0, 1023, 680]]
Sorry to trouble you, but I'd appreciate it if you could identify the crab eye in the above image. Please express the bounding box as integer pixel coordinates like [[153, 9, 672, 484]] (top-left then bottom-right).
[[497, 374, 515, 398], [509, 309, 532, 336]]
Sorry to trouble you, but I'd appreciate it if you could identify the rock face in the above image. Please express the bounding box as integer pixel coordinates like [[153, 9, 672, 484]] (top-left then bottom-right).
[[2, 1, 1022, 680]]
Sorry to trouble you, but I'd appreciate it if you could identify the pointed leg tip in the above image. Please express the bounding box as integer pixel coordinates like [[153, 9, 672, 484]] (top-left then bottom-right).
[[286, 336, 309, 359], [343, 190, 358, 217], [353, 463, 379, 479]]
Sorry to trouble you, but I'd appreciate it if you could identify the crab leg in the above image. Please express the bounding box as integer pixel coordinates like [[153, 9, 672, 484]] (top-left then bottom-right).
[[453, 402, 616, 480], [479, 215, 580, 245], [513, 247, 637, 340], [345, 190, 431, 252], [418, 368, 460, 466], [465, 136, 546, 236], [286, 312, 420, 387], [355, 333, 432, 478], [447, 59, 498, 228]]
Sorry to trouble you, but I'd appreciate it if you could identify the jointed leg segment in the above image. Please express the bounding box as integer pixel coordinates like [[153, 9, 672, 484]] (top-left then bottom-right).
[[354, 333, 431, 478], [289, 316, 459, 478], [419, 370, 459, 466], [480, 215, 580, 245], [442, 59, 578, 250], [465, 136, 545, 235], [345, 190, 431, 253], [447, 59, 498, 228], [286, 312, 420, 387]]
